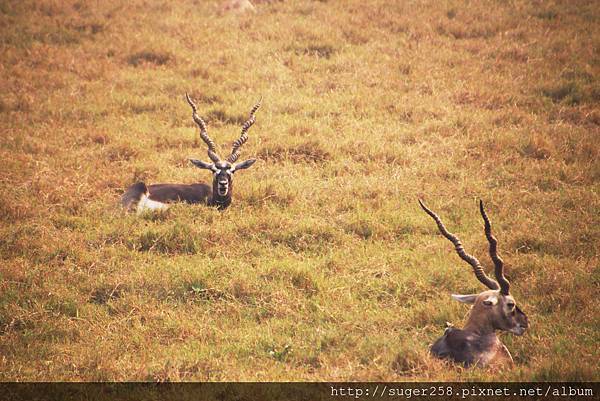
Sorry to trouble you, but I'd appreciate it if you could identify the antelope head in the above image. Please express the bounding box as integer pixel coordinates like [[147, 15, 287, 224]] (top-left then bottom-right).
[[419, 199, 529, 336], [186, 93, 260, 206]]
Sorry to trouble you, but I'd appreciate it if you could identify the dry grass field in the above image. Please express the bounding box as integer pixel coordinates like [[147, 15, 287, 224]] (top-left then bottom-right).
[[0, 0, 598, 381]]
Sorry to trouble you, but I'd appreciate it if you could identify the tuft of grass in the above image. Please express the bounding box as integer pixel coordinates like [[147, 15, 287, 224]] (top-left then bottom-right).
[[257, 141, 331, 163], [541, 82, 585, 105], [133, 224, 200, 255], [534, 10, 558, 20], [104, 144, 139, 162], [391, 338, 427, 376], [126, 51, 173, 67], [268, 344, 293, 362], [269, 221, 338, 253], [295, 44, 336, 59], [519, 133, 554, 160], [89, 285, 124, 305], [205, 109, 247, 125]]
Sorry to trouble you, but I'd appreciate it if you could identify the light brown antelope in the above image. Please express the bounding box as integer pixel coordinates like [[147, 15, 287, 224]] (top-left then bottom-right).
[[121, 94, 261, 212], [418, 199, 528, 368]]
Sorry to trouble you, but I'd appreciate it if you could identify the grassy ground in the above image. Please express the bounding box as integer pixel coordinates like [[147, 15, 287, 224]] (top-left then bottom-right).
[[0, 0, 598, 381]]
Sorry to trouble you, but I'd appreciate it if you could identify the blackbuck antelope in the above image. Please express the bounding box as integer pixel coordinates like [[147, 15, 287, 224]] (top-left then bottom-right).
[[121, 94, 261, 212], [418, 199, 528, 368]]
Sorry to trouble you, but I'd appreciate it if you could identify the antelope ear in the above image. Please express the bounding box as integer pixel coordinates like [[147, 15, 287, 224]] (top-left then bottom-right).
[[451, 294, 478, 304], [189, 159, 216, 171], [232, 158, 256, 172]]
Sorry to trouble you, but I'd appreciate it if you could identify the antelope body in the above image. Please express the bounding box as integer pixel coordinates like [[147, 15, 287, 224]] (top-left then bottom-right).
[[419, 199, 528, 368], [121, 94, 261, 212]]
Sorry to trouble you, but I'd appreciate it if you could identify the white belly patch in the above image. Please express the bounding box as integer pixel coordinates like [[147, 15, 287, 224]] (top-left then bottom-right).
[[136, 193, 169, 214]]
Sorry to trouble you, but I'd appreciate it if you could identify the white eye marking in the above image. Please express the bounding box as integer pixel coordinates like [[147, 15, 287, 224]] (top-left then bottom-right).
[[214, 169, 222, 175], [482, 295, 498, 305]]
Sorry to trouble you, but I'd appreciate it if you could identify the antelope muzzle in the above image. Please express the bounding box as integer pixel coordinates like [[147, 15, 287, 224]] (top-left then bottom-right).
[[509, 306, 529, 336], [217, 178, 229, 196]]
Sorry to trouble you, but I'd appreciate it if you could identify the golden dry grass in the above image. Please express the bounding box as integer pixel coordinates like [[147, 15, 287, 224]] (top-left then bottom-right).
[[0, 0, 598, 381]]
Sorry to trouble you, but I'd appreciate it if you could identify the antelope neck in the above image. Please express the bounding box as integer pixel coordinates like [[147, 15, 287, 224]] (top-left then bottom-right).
[[463, 315, 497, 336], [211, 194, 231, 209]]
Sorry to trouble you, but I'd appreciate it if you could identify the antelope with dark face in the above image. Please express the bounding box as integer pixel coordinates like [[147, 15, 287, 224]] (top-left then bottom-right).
[[418, 199, 528, 368], [121, 94, 261, 212]]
